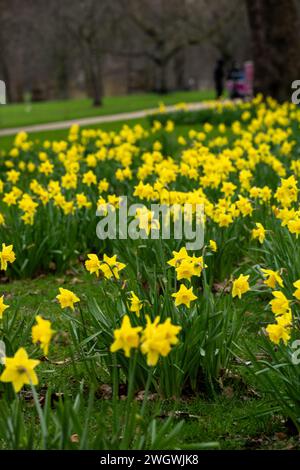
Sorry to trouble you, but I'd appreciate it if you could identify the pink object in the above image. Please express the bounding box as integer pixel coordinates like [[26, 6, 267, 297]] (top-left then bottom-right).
[[244, 61, 254, 97], [226, 61, 254, 98]]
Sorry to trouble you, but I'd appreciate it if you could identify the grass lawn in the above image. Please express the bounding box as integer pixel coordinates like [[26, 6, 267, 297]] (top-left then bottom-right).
[[2, 268, 298, 450], [0, 90, 214, 130]]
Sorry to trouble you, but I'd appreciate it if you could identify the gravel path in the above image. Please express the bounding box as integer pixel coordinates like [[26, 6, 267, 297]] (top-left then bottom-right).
[[0, 100, 223, 137]]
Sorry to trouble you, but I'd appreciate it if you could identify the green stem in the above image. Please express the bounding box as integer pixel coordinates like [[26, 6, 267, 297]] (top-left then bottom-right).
[[122, 350, 138, 448], [112, 353, 119, 434], [126, 350, 138, 407], [30, 383, 47, 449], [141, 367, 153, 416]]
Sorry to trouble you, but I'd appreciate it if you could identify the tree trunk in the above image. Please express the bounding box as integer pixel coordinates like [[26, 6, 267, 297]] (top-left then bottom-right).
[[84, 47, 103, 107], [90, 62, 103, 107], [0, 61, 12, 103], [157, 62, 168, 94], [56, 56, 70, 100], [246, 0, 300, 101], [173, 48, 186, 90]]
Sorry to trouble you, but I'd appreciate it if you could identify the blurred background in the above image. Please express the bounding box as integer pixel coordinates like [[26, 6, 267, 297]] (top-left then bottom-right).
[[0, 0, 299, 106]]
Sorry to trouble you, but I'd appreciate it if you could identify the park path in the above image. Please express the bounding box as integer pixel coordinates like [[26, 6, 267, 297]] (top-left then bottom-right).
[[0, 100, 226, 137]]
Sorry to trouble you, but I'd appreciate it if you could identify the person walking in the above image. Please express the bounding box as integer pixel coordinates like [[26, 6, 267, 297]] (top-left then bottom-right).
[[214, 58, 224, 99]]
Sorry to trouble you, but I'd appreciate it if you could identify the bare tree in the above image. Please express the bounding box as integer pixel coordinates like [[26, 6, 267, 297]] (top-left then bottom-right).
[[246, 0, 300, 101], [119, 0, 242, 93], [0, 0, 252, 103], [0, 0, 67, 102], [128, 0, 186, 93], [0, 0, 26, 102], [60, 0, 116, 106], [208, 0, 250, 65]]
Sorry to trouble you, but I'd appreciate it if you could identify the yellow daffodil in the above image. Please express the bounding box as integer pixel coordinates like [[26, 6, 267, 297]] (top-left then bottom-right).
[[82, 170, 97, 186], [288, 218, 300, 238], [110, 315, 142, 357], [266, 323, 291, 345], [172, 284, 197, 308], [167, 247, 189, 267], [0, 295, 9, 319], [276, 310, 292, 327], [0, 243, 16, 271], [0, 347, 40, 392], [140, 316, 181, 366], [252, 223, 266, 243], [56, 288, 80, 310], [98, 179, 109, 193], [293, 280, 300, 300], [232, 274, 250, 299], [261, 268, 283, 289], [76, 193, 92, 209], [175, 259, 196, 281], [129, 292, 143, 316], [135, 207, 159, 235], [100, 254, 126, 280], [85, 254, 102, 277], [32, 315, 55, 355], [209, 240, 217, 252], [6, 169, 20, 184], [269, 291, 290, 316], [191, 255, 207, 276]]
